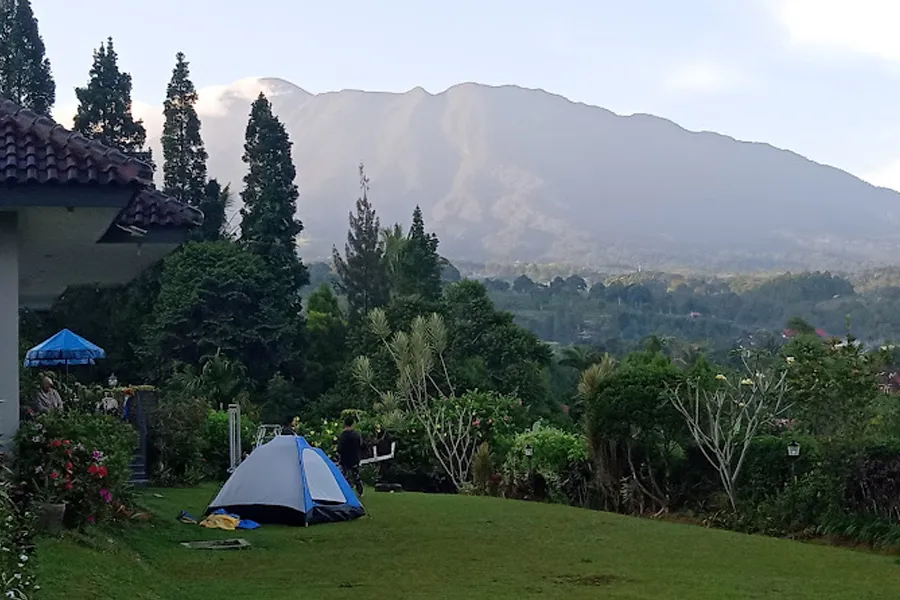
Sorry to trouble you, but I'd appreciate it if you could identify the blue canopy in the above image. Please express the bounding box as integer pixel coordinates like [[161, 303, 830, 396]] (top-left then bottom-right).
[[24, 329, 106, 367]]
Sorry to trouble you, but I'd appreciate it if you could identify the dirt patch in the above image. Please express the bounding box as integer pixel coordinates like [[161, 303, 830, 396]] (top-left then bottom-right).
[[554, 574, 623, 586]]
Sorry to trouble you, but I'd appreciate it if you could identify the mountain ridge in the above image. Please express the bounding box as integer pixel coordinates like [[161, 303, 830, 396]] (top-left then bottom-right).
[[140, 77, 900, 271]]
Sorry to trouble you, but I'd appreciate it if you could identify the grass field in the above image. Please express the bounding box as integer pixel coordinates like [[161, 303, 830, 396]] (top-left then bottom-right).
[[35, 485, 900, 600]]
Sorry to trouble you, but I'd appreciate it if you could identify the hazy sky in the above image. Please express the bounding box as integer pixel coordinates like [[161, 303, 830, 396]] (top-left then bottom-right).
[[33, 0, 900, 191]]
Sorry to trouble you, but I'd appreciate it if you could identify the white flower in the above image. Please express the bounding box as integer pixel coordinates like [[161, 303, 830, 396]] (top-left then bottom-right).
[[786, 356, 795, 364], [740, 378, 754, 386], [715, 374, 726, 381]]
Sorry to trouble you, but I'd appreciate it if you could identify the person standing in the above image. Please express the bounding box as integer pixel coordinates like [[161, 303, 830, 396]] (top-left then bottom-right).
[[336, 416, 364, 497]]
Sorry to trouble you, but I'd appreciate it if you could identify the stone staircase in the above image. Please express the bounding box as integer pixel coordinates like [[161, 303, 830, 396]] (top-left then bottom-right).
[[129, 453, 149, 487], [124, 390, 156, 487]]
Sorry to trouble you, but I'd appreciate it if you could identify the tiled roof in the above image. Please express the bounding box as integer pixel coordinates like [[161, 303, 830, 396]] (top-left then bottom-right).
[[0, 97, 202, 229], [121, 188, 204, 229]]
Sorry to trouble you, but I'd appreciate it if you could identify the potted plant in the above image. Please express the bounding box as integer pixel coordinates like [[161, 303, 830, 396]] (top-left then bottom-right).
[[33, 478, 66, 535]]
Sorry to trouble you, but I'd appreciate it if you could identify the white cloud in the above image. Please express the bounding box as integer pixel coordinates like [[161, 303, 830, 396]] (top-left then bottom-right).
[[862, 158, 900, 192], [195, 77, 298, 118], [51, 77, 288, 133], [775, 0, 900, 62], [194, 77, 267, 117], [661, 62, 749, 95]]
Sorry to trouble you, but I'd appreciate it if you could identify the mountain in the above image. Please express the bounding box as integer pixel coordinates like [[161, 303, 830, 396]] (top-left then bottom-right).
[[143, 77, 900, 271]]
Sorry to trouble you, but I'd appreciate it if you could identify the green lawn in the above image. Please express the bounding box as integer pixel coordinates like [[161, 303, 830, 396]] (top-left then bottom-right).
[[35, 485, 900, 600]]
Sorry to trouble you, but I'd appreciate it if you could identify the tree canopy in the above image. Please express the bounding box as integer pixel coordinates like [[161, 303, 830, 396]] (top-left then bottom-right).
[[162, 52, 207, 206], [0, 0, 54, 114], [73, 38, 148, 157], [332, 164, 390, 316]]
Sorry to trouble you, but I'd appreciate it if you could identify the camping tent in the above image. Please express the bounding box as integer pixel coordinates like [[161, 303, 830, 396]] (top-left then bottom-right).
[[207, 435, 365, 525]]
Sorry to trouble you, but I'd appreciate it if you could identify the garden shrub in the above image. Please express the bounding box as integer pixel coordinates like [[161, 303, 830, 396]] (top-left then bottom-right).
[[15, 412, 137, 528], [202, 409, 258, 480], [468, 391, 527, 459], [150, 395, 207, 486], [733, 437, 900, 547], [375, 424, 451, 492], [0, 468, 36, 599], [502, 424, 588, 503], [801, 438, 900, 548], [295, 418, 343, 457], [739, 434, 821, 507], [470, 442, 496, 495], [297, 412, 452, 492], [842, 439, 900, 522]]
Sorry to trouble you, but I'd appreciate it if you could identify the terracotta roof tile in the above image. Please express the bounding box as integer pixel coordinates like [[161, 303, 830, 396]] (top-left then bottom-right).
[[121, 188, 203, 229], [0, 96, 202, 229]]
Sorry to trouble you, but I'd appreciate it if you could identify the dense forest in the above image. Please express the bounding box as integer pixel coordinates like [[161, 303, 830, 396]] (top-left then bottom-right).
[[305, 264, 900, 358]]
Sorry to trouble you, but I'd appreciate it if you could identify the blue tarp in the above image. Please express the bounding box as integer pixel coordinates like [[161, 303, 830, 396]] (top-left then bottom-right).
[[24, 328, 106, 367]]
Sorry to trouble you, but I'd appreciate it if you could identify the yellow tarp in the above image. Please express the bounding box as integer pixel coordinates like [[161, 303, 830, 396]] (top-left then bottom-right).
[[199, 514, 240, 531]]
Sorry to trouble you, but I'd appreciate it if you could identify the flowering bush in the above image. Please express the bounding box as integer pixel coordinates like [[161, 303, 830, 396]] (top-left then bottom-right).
[[295, 418, 343, 457], [15, 412, 137, 528], [467, 390, 527, 458], [0, 469, 36, 599]]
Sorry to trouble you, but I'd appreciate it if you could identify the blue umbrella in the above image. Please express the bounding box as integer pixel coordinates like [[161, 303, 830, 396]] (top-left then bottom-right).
[[24, 329, 106, 368]]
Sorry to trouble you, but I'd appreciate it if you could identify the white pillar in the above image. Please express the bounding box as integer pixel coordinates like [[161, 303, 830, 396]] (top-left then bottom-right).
[[0, 213, 19, 448]]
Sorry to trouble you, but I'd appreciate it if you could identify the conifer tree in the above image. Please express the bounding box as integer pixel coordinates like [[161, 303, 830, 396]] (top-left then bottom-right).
[[395, 205, 442, 300], [161, 52, 207, 205], [332, 164, 390, 315], [194, 179, 232, 242], [0, 0, 54, 114], [240, 92, 307, 289], [73, 38, 148, 157]]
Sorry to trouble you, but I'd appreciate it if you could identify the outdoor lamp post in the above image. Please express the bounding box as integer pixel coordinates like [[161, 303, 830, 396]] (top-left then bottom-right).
[[524, 444, 534, 497], [787, 440, 800, 485], [107, 373, 118, 388]]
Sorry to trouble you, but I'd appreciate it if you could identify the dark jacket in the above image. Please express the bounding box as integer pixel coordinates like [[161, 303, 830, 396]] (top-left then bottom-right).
[[336, 428, 363, 468]]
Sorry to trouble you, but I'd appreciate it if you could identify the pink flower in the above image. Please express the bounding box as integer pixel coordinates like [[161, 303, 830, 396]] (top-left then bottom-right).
[[472, 419, 480, 427], [92, 450, 103, 461], [87, 515, 95, 524], [99, 488, 112, 503]]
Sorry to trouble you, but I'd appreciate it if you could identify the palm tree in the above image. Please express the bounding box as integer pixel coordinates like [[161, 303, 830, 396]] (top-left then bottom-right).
[[380, 223, 407, 291], [558, 345, 602, 372]]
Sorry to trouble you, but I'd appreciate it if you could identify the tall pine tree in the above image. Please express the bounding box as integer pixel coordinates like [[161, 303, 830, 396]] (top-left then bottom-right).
[[0, 0, 54, 114], [194, 179, 232, 242], [161, 52, 207, 205], [73, 38, 148, 157], [332, 164, 389, 315], [240, 92, 307, 290], [395, 205, 442, 300]]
